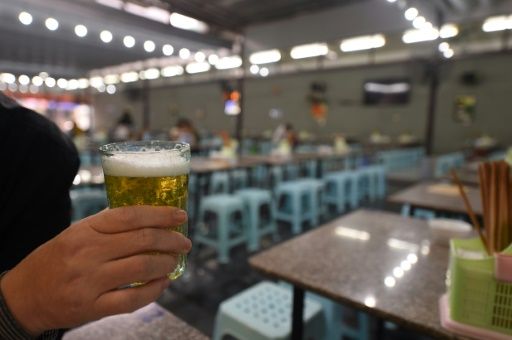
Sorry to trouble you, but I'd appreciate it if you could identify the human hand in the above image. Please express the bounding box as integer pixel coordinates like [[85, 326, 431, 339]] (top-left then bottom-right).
[[0, 206, 191, 336]]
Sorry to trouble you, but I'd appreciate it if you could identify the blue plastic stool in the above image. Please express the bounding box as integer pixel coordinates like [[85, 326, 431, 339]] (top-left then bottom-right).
[[231, 169, 249, 191], [324, 171, 358, 214], [401, 204, 436, 220], [354, 167, 374, 202], [434, 152, 465, 177], [195, 194, 247, 264], [70, 189, 108, 222], [209, 172, 230, 194], [303, 160, 318, 178], [213, 281, 325, 340], [298, 179, 326, 226], [284, 164, 300, 180], [275, 181, 314, 234], [270, 166, 284, 189], [252, 165, 269, 187], [236, 189, 278, 251], [365, 165, 386, 200]]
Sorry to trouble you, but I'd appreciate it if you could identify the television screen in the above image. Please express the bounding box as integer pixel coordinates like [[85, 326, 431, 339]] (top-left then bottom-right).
[[363, 78, 411, 105]]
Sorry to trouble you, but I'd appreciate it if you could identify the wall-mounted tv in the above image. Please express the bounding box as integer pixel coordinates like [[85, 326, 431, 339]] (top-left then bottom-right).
[[363, 78, 411, 105]]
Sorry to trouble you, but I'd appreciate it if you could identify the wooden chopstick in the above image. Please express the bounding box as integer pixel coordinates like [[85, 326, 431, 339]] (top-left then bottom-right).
[[451, 170, 490, 255]]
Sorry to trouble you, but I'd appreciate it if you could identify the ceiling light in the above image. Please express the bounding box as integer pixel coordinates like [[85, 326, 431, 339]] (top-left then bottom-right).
[[95, 0, 124, 10], [249, 49, 282, 64], [412, 16, 426, 29], [32, 76, 43, 86], [45, 17, 59, 31], [8, 83, 17, 92], [67, 79, 79, 90], [340, 34, 386, 52], [443, 49, 454, 59], [103, 74, 119, 84], [124, 3, 170, 24], [438, 42, 450, 52], [123, 35, 135, 48], [78, 78, 90, 89], [402, 28, 439, 44], [18, 75, 30, 86], [144, 40, 156, 53], [161, 65, 184, 77], [185, 62, 210, 74], [162, 44, 174, 56], [440, 23, 459, 38], [0, 83, 6, 91], [290, 43, 329, 59], [18, 12, 33, 25], [120, 71, 138, 83], [89, 76, 104, 88], [170, 12, 208, 33], [404, 8, 418, 21], [0, 73, 15, 84], [45, 77, 56, 87], [179, 48, 191, 59], [215, 56, 242, 70], [250, 65, 260, 74], [387, 0, 397, 3], [100, 30, 113, 43], [97, 84, 106, 92], [194, 51, 206, 62], [143, 68, 160, 80], [57, 78, 68, 89], [29, 85, 39, 93], [259, 67, 269, 77], [482, 15, 512, 32], [106, 84, 116, 94], [39, 72, 48, 79], [208, 54, 219, 65], [74, 24, 88, 37]]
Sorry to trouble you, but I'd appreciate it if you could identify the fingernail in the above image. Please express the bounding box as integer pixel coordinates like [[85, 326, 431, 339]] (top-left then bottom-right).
[[174, 209, 187, 220]]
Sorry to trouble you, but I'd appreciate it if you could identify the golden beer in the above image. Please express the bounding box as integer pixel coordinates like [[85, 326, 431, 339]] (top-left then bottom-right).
[[100, 141, 190, 280]]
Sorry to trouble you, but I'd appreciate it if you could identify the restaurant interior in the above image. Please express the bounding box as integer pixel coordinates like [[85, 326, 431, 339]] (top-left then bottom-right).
[[1, 0, 512, 339]]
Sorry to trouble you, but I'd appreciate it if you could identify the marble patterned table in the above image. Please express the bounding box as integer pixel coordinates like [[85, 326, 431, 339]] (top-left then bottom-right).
[[250, 210, 459, 339]]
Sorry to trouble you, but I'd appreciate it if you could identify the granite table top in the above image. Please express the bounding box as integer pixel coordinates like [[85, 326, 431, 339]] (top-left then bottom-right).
[[63, 303, 208, 340], [249, 209, 460, 339]]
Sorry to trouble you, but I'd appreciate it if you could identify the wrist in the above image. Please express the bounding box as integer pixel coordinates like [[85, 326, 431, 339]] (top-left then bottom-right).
[[0, 269, 45, 337]]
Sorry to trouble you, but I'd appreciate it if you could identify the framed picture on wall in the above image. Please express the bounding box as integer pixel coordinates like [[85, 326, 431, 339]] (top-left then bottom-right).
[[453, 95, 476, 126]]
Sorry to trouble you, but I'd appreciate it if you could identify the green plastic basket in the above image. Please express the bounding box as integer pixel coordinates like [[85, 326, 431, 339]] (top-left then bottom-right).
[[449, 238, 512, 335]]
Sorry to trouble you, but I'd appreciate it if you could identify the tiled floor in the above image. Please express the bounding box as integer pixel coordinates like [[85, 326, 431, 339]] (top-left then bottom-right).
[[158, 182, 434, 339]]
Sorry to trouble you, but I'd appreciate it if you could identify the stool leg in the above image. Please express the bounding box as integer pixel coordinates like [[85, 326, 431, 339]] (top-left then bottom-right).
[[217, 211, 230, 264], [248, 204, 259, 252], [292, 193, 302, 234]]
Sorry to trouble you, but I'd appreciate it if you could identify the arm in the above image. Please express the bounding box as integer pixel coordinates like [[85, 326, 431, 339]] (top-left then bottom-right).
[[0, 206, 191, 338]]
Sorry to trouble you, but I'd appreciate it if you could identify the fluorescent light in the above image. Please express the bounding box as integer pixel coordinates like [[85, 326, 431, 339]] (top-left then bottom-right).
[[259, 67, 269, 77], [290, 43, 329, 59], [29, 85, 39, 93], [123, 35, 135, 48], [215, 56, 242, 70], [413, 16, 426, 29], [106, 84, 116, 94], [39, 72, 48, 79], [340, 34, 385, 52], [103, 74, 119, 84], [45, 17, 59, 31], [250, 65, 260, 74], [89, 76, 104, 88], [143, 68, 160, 80], [78, 78, 90, 89], [8, 83, 17, 92], [438, 42, 450, 52], [74, 25, 88, 38], [95, 0, 123, 10], [124, 3, 170, 24], [194, 51, 206, 62], [170, 12, 208, 33], [100, 30, 113, 43], [0, 73, 16, 84], [45, 77, 56, 88], [365, 82, 410, 94], [162, 44, 174, 56], [249, 49, 282, 64], [440, 24, 459, 38], [186, 62, 210, 74], [18, 75, 30, 86], [144, 40, 156, 53], [32, 76, 43, 86], [402, 28, 439, 44], [443, 49, 454, 59], [482, 15, 512, 32], [18, 11, 33, 25], [404, 8, 418, 21], [161, 65, 184, 77], [387, 0, 397, 3], [57, 78, 68, 89], [179, 48, 191, 59], [121, 72, 138, 83], [208, 54, 219, 65], [67, 79, 79, 90]]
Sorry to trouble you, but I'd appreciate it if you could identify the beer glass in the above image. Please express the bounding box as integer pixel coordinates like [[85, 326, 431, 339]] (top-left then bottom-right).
[[99, 141, 190, 280]]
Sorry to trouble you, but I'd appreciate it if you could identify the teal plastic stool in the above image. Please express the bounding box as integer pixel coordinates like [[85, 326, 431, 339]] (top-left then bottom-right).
[[70, 189, 108, 222], [303, 160, 318, 178], [354, 168, 373, 202], [231, 169, 248, 191], [275, 182, 314, 234], [210, 172, 230, 194], [252, 165, 269, 187], [284, 164, 300, 180], [235, 189, 278, 251], [195, 194, 247, 263], [298, 179, 326, 226], [434, 152, 465, 177], [365, 165, 386, 200], [213, 281, 325, 340], [324, 171, 358, 214], [401, 204, 436, 220], [270, 166, 284, 189]]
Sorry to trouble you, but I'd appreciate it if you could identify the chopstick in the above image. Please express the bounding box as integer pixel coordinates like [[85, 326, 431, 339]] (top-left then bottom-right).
[[451, 170, 490, 255]]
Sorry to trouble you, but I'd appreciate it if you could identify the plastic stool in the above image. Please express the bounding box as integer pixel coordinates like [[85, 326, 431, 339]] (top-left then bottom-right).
[[213, 281, 325, 340], [324, 171, 358, 214], [210, 172, 230, 194], [236, 188, 278, 251], [70, 189, 108, 222], [275, 181, 314, 234], [354, 167, 373, 202], [195, 194, 247, 263], [252, 165, 269, 187], [365, 165, 386, 200], [270, 166, 284, 189], [284, 164, 300, 181], [298, 179, 326, 226], [231, 169, 248, 191]]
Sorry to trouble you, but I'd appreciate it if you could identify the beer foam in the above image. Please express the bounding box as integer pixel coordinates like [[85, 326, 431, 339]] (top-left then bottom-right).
[[102, 151, 189, 177]]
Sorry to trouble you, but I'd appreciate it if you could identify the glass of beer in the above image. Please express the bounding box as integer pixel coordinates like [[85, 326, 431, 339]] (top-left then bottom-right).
[[99, 141, 190, 280]]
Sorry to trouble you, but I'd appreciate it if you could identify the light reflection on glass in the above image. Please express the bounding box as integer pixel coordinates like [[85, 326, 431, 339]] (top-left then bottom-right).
[[364, 296, 376, 307], [73, 174, 81, 185], [387, 238, 419, 252], [335, 226, 370, 241], [78, 169, 92, 183]]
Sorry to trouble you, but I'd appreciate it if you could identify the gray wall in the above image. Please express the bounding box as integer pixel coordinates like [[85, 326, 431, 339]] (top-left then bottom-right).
[[93, 52, 512, 154]]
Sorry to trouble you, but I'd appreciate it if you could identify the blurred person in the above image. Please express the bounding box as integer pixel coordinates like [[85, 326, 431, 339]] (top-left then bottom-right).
[[0, 93, 192, 339], [110, 110, 135, 142], [170, 118, 199, 152]]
